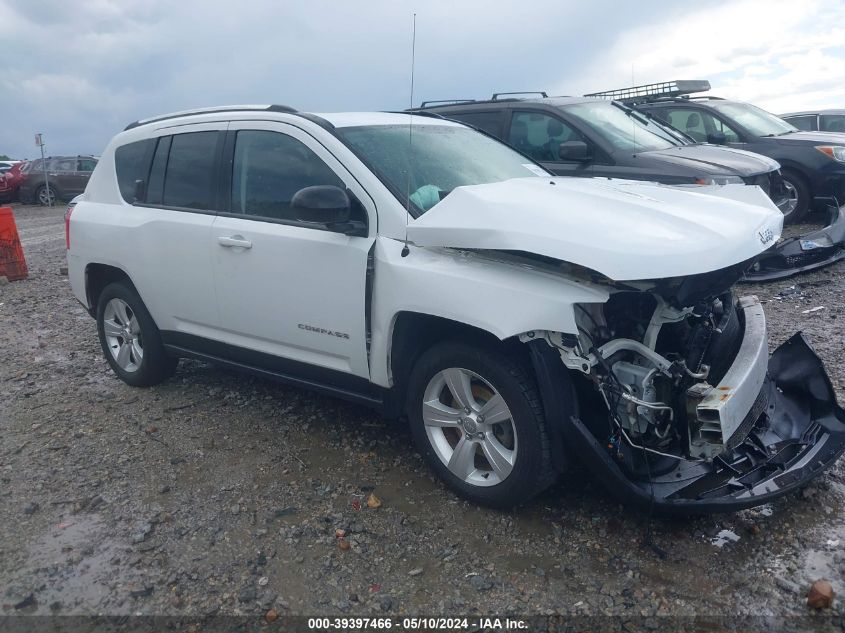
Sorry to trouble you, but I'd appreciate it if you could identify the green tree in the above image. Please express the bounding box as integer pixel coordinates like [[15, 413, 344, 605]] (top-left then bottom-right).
[[0, 155, 10, 161]]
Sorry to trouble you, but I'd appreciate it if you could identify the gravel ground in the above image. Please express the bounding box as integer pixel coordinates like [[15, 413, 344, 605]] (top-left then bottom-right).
[[1, 202, 844, 623]]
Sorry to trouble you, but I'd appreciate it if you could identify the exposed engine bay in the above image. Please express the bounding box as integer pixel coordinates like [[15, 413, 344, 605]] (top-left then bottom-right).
[[530, 273, 845, 512]]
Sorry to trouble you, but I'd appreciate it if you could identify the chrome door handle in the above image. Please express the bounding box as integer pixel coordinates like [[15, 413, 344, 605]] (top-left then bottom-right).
[[217, 235, 252, 249]]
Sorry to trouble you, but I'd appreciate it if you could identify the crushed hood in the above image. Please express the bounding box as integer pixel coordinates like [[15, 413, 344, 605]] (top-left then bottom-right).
[[407, 177, 784, 281]]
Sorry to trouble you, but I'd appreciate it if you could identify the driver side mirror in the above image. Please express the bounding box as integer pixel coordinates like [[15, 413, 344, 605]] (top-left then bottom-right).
[[558, 141, 591, 162], [707, 131, 727, 145], [291, 185, 367, 236]]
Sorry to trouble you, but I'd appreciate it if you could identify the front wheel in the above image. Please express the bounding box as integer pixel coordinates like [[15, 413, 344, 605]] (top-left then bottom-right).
[[96, 282, 177, 387], [406, 342, 555, 508], [36, 184, 57, 206], [779, 169, 811, 224]]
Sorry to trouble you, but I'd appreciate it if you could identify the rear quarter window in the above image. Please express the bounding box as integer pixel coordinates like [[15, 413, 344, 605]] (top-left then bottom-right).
[[115, 139, 155, 203]]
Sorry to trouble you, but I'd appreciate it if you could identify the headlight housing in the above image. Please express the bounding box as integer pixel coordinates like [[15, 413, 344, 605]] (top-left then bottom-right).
[[694, 175, 745, 185], [815, 146, 845, 163]]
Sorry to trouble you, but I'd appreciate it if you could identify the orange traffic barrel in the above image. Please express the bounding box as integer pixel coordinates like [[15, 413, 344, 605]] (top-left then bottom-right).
[[0, 207, 28, 281]]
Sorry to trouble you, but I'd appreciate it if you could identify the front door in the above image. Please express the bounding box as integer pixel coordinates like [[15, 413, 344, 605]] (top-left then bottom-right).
[[210, 122, 376, 379], [506, 110, 593, 177]]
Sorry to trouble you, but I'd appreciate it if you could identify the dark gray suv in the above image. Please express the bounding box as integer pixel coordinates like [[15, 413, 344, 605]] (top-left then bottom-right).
[[418, 95, 792, 220]]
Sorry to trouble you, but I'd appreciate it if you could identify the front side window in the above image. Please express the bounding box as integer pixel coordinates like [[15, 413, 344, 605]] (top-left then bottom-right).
[[230, 130, 345, 221], [53, 158, 76, 172], [508, 111, 585, 161], [709, 101, 797, 137], [820, 114, 845, 133], [336, 124, 546, 214], [162, 132, 219, 210], [664, 109, 707, 142]]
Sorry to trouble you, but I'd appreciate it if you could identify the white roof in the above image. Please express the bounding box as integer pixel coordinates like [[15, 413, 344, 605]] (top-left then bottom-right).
[[316, 112, 463, 128]]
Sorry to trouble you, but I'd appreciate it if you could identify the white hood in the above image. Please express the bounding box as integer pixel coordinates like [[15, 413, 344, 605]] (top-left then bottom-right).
[[406, 177, 784, 281]]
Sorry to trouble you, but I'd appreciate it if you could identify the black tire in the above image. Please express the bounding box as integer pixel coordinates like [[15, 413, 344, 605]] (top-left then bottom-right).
[[35, 183, 57, 206], [406, 341, 555, 509], [779, 168, 811, 224], [96, 282, 177, 387]]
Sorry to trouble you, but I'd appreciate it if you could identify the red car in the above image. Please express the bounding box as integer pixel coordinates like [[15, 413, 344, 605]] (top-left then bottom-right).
[[0, 161, 27, 203]]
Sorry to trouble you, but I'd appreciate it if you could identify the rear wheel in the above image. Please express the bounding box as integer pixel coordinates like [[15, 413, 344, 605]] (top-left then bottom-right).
[[406, 342, 555, 508], [779, 169, 811, 224], [35, 184, 57, 206], [96, 282, 177, 387]]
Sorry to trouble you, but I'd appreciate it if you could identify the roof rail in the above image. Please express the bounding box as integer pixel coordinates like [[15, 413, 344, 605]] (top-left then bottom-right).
[[585, 80, 711, 104], [491, 91, 548, 100], [124, 104, 297, 131], [419, 99, 477, 108]]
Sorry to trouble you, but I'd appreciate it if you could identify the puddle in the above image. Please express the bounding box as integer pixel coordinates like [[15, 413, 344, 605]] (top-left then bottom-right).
[[16, 513, 135, 614]]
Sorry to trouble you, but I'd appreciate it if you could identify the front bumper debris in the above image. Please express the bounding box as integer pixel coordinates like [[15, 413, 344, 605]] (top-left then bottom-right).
[[570, 333, 845, 513], [743, 204, 845, 282]]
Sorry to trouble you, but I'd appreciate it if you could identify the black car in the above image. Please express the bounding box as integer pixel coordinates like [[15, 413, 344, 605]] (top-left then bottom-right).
[[591, 82, 845, 223], [19, 155, 98, 205], [781, 109, 845, 133], [417, 94, 791, 218]]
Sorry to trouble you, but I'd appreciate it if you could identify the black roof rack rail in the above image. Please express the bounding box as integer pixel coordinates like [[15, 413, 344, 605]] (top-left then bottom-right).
[[491, 91, 548, 100], [419, 99, 477, 108], [124, 104, 297, 131], [585, 80, 711, 105]]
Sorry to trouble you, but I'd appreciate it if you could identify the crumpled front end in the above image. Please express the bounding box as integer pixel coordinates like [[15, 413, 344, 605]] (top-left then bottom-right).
[[572, 332, 845, 513], [743, 204, 845, 282], [533, 284, 845, 513]]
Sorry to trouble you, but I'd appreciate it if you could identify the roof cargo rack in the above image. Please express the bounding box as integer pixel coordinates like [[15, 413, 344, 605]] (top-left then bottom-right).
[[491, 91, 548, 100], [124, 104, 297, 131], [585, 80, 711, 104]]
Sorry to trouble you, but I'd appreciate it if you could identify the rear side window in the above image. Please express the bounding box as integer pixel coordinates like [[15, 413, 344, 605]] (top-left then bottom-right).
[[78, 158, 97, 172], [115, 140, 154, 202], [447, 111, 503, 137], [230, 130, 344, 222], [162, 132, 219, 210]]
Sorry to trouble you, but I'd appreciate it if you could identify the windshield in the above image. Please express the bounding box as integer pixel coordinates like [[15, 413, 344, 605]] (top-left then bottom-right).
[[564, 101, 678, 152], [710, 101, 797, 137], [336, 124, 548, 214]]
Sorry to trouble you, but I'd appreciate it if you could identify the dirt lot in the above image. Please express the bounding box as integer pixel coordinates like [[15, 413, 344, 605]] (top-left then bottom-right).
[[1, 203, 845, 625]]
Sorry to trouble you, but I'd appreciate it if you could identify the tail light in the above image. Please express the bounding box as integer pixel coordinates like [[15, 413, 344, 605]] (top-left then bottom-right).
[[65, 203, 75, 250]]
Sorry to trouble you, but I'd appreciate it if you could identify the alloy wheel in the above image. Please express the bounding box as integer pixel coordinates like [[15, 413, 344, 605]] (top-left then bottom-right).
[[102, 298, 143, 372], [778, 179, 799, 219], [421, 367, 517, 487], [37, 185, 55, 206]]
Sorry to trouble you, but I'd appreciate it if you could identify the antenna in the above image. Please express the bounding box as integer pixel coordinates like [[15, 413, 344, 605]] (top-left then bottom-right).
[[401, 13, 416, 258]]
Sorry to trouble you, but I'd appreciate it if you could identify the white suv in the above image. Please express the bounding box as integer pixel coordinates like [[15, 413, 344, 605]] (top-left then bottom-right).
[[66, 105, 845, 511]]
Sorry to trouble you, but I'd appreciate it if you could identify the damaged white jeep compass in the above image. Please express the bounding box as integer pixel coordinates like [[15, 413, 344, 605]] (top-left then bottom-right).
[[66, 105, 845, 512]]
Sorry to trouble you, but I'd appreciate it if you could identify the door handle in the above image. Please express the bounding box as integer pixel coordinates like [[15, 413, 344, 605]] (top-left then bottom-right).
[[217, 235, 252, 249]]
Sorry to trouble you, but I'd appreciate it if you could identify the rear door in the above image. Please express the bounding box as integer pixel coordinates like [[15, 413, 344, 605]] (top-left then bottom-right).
[[209, 121, 376, 379], [112, 124, 225, 338]]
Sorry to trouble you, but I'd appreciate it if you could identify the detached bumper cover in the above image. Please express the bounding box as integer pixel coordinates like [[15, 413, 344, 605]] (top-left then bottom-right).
[[743, 205, 845, 282], [569, 333, 845, 513]]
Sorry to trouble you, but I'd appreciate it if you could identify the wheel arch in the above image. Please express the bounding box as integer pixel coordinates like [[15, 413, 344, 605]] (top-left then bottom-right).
[[85, 263, 138, 316]]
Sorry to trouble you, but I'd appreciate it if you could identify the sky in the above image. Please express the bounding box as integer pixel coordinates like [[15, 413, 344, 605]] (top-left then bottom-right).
[[1, 0, 844, 159]]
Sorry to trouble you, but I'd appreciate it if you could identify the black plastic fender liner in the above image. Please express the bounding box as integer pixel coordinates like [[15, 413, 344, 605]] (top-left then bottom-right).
[[526, 339, 579, 474], [742, 204, 845, 282], [558, 333, 845, 514]]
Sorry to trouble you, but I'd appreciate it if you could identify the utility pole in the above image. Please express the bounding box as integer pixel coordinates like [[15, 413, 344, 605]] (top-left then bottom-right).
[[35, 133, 51, 207]]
